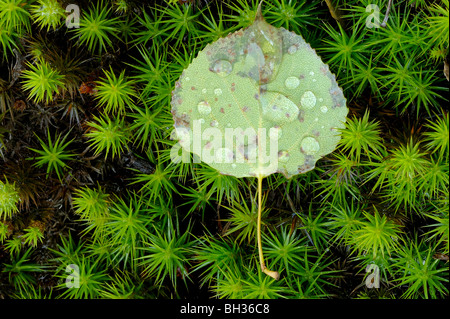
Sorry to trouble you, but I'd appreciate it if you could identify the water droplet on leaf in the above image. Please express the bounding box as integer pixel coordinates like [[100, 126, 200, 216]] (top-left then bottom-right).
[[300, 136, 320, 155], [211, 60, 232, 77], [300, 91, 316, 109], [197, 101, 211, 115], [261, 92, 299, 124], [284, 76, 300, 89], [278, 150, 290, 163], [287, 44, 298, 54]]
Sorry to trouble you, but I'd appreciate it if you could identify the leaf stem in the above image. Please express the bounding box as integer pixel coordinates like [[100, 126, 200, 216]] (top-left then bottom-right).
[[257, 174, 279, 280], [381, 0, 393, 28]]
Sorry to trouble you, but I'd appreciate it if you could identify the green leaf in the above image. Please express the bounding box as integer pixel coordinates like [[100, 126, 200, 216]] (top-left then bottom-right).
[[171, 5, 347, 179], [0, 179, 20, 220]]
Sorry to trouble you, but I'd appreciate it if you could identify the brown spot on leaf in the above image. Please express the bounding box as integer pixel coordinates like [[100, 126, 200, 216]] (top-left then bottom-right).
[[298, 110, 305, 122], [173, 111, 190, 127]]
